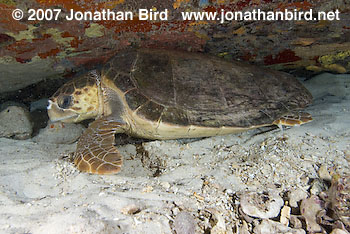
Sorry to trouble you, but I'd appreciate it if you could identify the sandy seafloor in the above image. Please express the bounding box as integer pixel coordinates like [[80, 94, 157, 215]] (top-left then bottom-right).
[[0, 72, 349, 234]]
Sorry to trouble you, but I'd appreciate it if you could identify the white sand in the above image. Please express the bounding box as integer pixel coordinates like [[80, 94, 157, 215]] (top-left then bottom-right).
[[0, 73, 349, 233]]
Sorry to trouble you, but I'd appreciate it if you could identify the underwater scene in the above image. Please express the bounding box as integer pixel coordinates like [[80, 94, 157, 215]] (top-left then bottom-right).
[[0, 0, 349, 233]]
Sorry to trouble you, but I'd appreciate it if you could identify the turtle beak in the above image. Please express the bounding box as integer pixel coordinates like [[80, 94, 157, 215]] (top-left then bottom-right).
[[47, 100, 53, 110], [47, 100, 79, 123]]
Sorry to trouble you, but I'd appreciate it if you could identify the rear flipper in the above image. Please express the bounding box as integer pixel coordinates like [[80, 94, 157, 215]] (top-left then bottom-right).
[[273, 112, 312, 127]]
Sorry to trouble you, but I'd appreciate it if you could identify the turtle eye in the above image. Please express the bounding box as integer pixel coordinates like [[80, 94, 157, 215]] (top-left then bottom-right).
[[58, 95, 72, 109]]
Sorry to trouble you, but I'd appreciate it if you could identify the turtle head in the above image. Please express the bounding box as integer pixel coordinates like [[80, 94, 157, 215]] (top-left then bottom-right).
[[47, 70, 102, 123]]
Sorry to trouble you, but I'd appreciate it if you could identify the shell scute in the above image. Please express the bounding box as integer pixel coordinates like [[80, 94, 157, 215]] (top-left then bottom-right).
[[132, 51, 175, 106], [109, 50, 137, 74], [124, 89, 148, 111], [111, 72, 136, 93], [136, 101, 164, 122], [161, 107, 189, 126]]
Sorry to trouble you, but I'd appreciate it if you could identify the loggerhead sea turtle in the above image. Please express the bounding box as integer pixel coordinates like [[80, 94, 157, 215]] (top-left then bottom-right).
[[47, 49, 312, 175]]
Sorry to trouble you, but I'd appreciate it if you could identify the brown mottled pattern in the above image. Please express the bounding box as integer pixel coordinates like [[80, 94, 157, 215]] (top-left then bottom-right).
[[52, 75, 98, 98], [73, 117, 123, 174], [273, 112, 313, 126]]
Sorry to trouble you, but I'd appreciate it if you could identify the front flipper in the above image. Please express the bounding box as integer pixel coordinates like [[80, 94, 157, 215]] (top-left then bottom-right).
[[73, 117, 125, 175]]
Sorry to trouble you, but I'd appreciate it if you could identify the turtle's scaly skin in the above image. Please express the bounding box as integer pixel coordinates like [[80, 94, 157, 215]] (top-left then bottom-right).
[[48, 49, 313, 174], [73, 117, 123, 174]]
